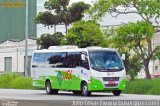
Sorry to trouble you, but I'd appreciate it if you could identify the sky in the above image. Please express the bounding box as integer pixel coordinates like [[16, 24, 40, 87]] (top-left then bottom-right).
[[37, 0, 94, 6]]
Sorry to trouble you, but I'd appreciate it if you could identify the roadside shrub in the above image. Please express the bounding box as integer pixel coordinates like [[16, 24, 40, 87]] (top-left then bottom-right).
[[124, 78, 160, 95], [0, 72, 34, 89]]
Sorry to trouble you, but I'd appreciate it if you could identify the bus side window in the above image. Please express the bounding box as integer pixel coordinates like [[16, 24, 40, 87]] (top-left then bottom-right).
[[32, 53, 47, 68], [32, 53, 39, 67], [81, 54, 90, 70], [63, 55, 69, 68], [48, 52, 67, 68], [48, 53, 59, 67], [58, 52, 66, 68], [68, 55, 75, 68], [64, 52, 81, 68], [74, 52, 85, 68], [81, 59, 89, 70], [63, 54, 75, 68], [63, 52, 89, 69], [74, 54, 81, 67]]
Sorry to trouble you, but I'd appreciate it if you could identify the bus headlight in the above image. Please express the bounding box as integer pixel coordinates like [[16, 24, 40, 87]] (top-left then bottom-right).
[[95, 85, 98, 88], [96, 77, 102, 81]]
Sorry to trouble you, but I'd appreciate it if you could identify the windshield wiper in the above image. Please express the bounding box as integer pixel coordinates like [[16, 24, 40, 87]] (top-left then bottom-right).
[[105, 67, 123, 70]]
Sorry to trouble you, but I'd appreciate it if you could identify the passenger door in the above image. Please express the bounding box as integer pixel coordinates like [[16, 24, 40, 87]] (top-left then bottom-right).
[[79, 52, 90, 83]]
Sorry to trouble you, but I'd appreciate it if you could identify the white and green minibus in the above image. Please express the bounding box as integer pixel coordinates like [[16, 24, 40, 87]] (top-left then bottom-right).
[[31, 46, 126, 96]]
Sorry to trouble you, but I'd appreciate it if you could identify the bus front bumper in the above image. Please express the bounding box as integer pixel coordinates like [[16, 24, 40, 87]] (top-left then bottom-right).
[[88, 77, 126, 91]]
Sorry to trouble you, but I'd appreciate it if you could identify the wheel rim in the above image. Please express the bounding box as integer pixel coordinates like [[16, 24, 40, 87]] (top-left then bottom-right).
[[46, 82, 50, 93], [83, 85, 87, 95]]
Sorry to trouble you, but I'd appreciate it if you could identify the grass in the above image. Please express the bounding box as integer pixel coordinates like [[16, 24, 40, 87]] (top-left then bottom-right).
[[0, 72, 34, 89], [123, 78, 160, 95]]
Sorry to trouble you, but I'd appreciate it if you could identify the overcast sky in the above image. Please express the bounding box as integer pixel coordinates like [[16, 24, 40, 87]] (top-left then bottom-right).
[[37, 0, 141, 26], [37, 0, 94, 6]]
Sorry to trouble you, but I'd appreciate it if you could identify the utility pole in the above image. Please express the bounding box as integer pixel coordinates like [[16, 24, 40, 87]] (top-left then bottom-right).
[[54, 25, 56, 33], [25, 0, 28, 77]]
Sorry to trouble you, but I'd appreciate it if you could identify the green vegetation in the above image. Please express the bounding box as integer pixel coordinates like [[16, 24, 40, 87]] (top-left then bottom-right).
[[62, 20, 107, 48], [89, 0, 160, 79], [37, 32, 64, 49], [124, 79, 160, 95], [36, 0, 90, 34], [0, 73, 34, 89], [105, 21, 160, 79]]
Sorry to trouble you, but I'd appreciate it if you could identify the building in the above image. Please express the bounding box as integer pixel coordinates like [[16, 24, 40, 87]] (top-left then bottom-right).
[[0, 0, 37, 76], [0, 38, 37, 76], [137, 32, 160, 78], [150, 32, 160, 77], [0, 0, 37, 42]]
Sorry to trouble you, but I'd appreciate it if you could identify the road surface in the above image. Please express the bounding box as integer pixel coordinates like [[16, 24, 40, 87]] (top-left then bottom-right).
[[0, 89, 159, 106]]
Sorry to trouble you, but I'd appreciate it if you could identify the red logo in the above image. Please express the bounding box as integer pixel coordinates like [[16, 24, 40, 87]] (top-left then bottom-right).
[[63, 70, 72, 80]]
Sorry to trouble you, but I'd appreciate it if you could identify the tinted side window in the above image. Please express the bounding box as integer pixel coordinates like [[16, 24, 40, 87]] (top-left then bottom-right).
[[63, 52, 77, 68], [32, 53, 48, 67], [32, 52, 67, 68], [48, 52, 66, 68], [81, 53, 90, 70], [64, 52, 89, 69], [32, 52, 89, 69]]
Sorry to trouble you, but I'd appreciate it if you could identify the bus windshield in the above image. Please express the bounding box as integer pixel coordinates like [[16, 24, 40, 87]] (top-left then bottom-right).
[[89, 51, 124, 71]]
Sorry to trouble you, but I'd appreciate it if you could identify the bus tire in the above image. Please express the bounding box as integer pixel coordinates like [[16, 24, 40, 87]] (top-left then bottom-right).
[[112, 90, 121, 96], [81, 82, 91, 96], [73, 91, 82, 95], [45, 80, 58, 95]]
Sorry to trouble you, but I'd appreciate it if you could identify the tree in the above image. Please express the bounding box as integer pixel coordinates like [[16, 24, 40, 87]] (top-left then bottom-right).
[[37, 32, 64, 49], [89, 0, 160, 79], [69, 2, 91, 22], [35, 11, 61, 28], [110, 21, 159, 79], [104, 28, 142, 79], [36, 0, 90, 34], [89, 0, 160, 29], [61, 20, 107, 48], [124, 53, 142, 80]]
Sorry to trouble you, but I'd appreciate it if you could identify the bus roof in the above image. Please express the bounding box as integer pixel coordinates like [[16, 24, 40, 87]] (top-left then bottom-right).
[[33, 46, 117, 53]]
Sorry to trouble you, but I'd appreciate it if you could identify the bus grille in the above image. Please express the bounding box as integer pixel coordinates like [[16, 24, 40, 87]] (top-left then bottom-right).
[[103, 77, 119, 81]]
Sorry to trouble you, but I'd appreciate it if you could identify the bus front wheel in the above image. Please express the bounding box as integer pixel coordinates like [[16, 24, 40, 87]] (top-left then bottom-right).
[[112, 90, 121, 96], [81, 82, 91, 96], [45, 80, 58, 95], [72, 91, 82, 95]]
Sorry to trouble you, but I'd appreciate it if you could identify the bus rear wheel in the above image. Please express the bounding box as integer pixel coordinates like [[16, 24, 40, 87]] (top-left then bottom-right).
[[81, 82, 91, 96], [45, 80, 58, 95], [112, 90, 121, 96]]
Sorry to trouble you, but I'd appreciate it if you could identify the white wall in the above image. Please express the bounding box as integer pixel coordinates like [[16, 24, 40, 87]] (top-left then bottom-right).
[[0, 48, 17, 72], [0, 39, 37, 73]]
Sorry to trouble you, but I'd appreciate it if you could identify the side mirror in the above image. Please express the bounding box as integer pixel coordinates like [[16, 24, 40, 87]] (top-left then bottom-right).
[[81, 54, 86, 61], [121, 54, 125, 60]]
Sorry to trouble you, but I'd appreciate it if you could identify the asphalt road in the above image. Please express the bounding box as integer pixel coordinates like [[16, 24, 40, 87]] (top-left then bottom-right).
[[0, 89, 160, 106]]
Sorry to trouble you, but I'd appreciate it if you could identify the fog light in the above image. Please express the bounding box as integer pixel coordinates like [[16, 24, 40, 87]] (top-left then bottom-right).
[[95, 85, 98, 88]]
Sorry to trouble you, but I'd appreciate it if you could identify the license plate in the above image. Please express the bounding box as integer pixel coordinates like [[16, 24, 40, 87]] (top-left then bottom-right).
[[108, 81, 116, 85]]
